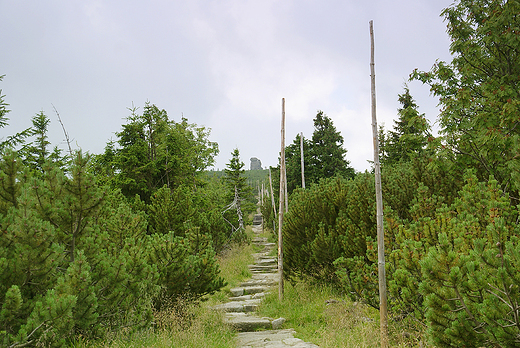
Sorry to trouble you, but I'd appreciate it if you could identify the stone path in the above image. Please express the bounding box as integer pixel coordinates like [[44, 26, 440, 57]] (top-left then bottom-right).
[[214, 215, 320, 348]]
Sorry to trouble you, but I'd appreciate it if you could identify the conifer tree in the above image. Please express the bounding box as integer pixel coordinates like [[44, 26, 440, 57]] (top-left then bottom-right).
[[308, 110, 355, 183], [223, 148, 254, 230], [379, 87, 431, 166], [0, 75, 32, 152]]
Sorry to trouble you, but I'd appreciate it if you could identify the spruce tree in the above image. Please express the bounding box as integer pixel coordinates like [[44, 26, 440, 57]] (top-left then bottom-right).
[[284, 134, 311, 195], [380, 87, 431, 166], [308, 110, 355, 183]]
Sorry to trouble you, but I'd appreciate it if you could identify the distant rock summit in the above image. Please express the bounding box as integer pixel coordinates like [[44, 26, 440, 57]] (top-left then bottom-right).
[[250, 157, 262, 170]]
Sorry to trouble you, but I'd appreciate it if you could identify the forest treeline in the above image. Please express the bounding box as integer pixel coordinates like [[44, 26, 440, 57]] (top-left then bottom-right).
[[260, 1, 520, 347], [0, 93, 257, 346]]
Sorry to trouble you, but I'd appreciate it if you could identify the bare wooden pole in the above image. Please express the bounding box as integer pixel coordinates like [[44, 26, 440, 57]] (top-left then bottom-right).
[[278, 98, 286, 301], [261, 182, 265, 231], [370, 20, 389, 348], [300, 132, 305, 189], [284, 159, 288, 213], [269, 168, 277, 218]]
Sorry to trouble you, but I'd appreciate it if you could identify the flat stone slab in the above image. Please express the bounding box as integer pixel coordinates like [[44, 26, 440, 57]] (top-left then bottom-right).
[[240, 279, 277, 287], [231, 286, 271, 296], [252, 269, 278, 274], [249, 264, 278, 272], [229, 294, 253, 301], [236, 329, 321, 347], [224, 313, 272, 332], [251, 273, 280, 282], [257, 258, 277, 265], [213, 299, 262, 312]]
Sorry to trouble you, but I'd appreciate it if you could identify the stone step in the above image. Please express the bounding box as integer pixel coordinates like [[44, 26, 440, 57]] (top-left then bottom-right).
[[230, 286, 271, 297], [228, 292, 267, 301], [253, 241, 276, 248], [252, 214, 263, 226], [253, 252, 274, 258], [236, 329, 320, 347], [224, 313, 272, 332], [251, 269, 278, 274], [251, 273, 280, 281], [257, 258, 277, 265], [239, 278, 277, 287], [213, 299, 262, 313], [248, 264, 278, 272]]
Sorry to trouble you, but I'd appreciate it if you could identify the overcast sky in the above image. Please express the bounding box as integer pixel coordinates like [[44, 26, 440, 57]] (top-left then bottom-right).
[[0, 0, 454, 172]]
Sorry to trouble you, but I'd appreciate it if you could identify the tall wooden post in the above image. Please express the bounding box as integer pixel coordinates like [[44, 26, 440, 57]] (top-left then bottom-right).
[[278, 98, 286, 301], [300, 132, 305, 189], [269, 168, 277, 219], [284, 160, 288, 213], [370, 20, 388, 348]]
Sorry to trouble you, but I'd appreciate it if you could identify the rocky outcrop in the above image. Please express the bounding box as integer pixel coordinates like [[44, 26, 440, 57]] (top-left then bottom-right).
[[250, 157, 262, 170]]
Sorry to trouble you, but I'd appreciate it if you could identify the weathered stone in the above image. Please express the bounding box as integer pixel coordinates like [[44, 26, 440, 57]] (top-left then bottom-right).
[[230, 288, 244, 297], [213, 299, 261, 312], [224, 313, 271, 332], [271, 317, 286, 330], [251, 292, 267, 299], [248, 264, 278, 272], [250, 157, 262, 170], [242, 286, 270, 295], [228, 294, 253, 301]]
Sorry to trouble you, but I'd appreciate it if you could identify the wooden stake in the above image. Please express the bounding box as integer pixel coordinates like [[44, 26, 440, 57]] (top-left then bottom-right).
[[370, 20, 389, 348], [278, 98, 286, 301], [300, 132, 305, 189], [269, 168, 277, 218], [284, 158, 288, 213]]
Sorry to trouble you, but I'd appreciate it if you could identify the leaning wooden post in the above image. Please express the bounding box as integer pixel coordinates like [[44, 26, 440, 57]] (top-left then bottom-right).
[[370, 20, 389, 348], [278, 98, 286, 301], [300, 132, 305, 189]]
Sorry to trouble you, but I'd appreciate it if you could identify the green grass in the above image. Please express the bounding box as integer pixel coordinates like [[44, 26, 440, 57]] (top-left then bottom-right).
[[206, 229, 254, 304], [73, 303, 235, 348], [257, 280, 428, 348]]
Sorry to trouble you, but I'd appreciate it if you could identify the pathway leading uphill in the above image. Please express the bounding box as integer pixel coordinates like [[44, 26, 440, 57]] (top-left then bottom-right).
[[214, 214, 320, 348]]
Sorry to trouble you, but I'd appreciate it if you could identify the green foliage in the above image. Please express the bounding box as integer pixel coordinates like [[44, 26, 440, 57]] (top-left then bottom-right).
[[0, 150, 227, 346], [0, 76, 33, 153], [419, 175, 520, 347], [284, 134, 311, 193], [379, 87, 432, 166], [222, 148, 255, 236], [149, 230, 226, 310], [309, 111, 355, 182], [411, 0, 520, 199], [96, 103, 219, 204], [283, 111, 355, 196], [283, 174, 375, 282]]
